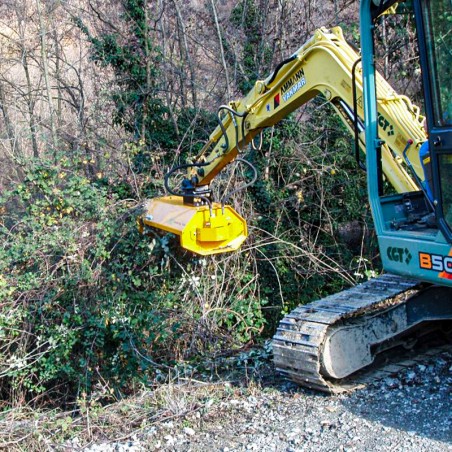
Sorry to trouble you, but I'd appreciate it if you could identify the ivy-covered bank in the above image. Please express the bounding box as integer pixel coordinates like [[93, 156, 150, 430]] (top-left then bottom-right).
[[0, 107, 374, 404]]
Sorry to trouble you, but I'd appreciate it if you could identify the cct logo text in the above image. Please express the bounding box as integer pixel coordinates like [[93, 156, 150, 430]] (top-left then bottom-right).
[[387, 247, 412, 265], [419, 252, 452, 274]]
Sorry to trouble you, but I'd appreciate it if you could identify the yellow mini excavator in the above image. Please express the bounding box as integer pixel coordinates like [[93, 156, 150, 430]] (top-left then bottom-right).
[[139, 0, 452, 392]]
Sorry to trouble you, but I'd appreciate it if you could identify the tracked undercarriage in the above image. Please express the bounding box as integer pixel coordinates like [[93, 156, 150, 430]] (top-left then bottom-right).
[[273, 274, 452, 393]]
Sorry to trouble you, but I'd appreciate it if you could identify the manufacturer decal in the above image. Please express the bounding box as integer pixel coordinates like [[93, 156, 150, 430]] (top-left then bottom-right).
[[387, 247, 412, 265], [378, 112, 394, 136], [419, 252, 452, 274], [281, 69, 306, 102], [274, 93, 280, 109]]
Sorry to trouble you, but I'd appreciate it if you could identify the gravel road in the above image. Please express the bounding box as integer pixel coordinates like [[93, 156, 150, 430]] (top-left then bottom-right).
[[84, 349, 451, 452]]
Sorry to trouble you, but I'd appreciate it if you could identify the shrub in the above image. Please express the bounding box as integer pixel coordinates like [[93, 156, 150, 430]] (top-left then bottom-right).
[[0, 156, 268, 404]]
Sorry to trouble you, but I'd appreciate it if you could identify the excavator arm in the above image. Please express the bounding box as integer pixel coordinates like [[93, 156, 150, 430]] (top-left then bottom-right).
[[139, 26, 427, 255]]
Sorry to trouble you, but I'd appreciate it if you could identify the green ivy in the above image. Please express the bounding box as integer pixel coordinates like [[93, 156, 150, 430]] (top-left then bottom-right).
[[75, 1, 176, 152], [229, 0, 272, 93]]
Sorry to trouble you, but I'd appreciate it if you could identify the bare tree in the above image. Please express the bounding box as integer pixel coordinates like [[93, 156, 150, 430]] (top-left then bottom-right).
[[210, 0, 231, 100], [36, 0, 59, 151]]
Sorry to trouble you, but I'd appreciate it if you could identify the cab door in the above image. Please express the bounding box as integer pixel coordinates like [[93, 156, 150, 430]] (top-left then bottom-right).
[[415, 0, 452, 241]]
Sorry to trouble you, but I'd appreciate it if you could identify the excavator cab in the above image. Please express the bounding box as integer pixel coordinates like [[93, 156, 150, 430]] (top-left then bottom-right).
[[362, 0, 452, 285]]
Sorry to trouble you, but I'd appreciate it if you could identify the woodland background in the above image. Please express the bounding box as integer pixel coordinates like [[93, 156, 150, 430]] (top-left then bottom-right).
[[0, 0, 422, 407]]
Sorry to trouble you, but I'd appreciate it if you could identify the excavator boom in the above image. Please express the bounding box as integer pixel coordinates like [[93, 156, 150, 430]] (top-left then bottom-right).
[[140, 27, 427, 255]]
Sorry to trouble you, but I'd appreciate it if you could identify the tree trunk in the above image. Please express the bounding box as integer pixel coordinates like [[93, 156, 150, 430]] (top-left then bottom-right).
[[22, 52, 40, 159], [37, 0, 58, 153], [210, 0, 231, 99], [173, 0, 198, 109], [156, 0, 180, 136], [0, 82, 22, 158]]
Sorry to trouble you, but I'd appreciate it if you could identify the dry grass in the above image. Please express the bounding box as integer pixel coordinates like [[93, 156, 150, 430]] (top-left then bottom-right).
[[0, 381, 228, 450], [0, 347, 273, 451]]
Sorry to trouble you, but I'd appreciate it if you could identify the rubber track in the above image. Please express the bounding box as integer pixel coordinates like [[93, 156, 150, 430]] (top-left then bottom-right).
[[272, 274, 421, 393]]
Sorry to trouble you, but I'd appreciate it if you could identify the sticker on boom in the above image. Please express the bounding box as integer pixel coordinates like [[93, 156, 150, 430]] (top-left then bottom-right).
[[377, 112, 394, 136], [281, 69, 306, 102], [419, 252, 452, 274]]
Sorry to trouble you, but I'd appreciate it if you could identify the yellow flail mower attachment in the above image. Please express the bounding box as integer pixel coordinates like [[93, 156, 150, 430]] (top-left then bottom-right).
[[137, 196, 248, 256]]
